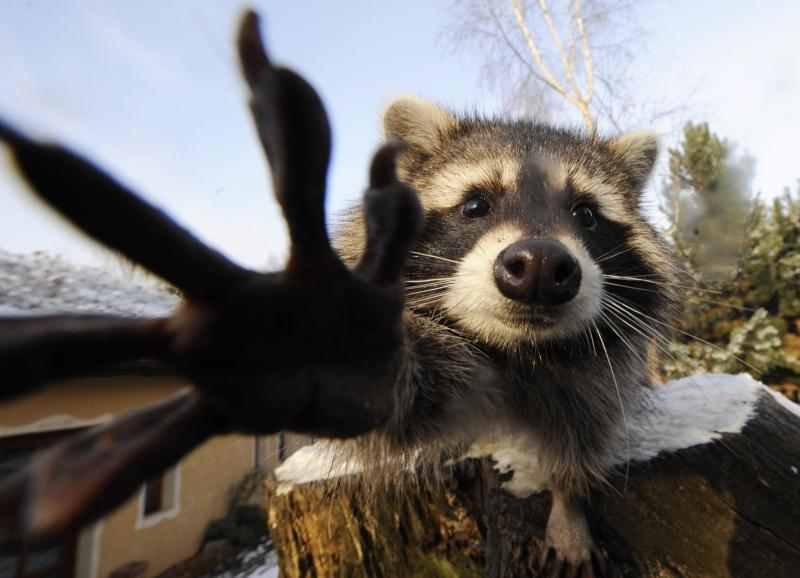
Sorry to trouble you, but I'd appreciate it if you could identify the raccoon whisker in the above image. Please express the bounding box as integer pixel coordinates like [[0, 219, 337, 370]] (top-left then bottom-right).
[[530, 324, 540, 361], [405, 296, 449, 306], [406, 286, 453, 298], [598, 310, 649, 367], [602, 281, 663, 293], [606, 271, 664, 278], [406, 277, 456, 289], [404, 286, 454, 296], [406, 288, 452, 297], [596, 242, 627, 260], [409, 251, 460, 265], [604, 294, 764, 375], [406, 294, 449, 309], [404, 286, 451, 294], [602, 274, 724, 295], [607, 305, 683, 364], [404, 278, 456, 284], [604, 275, 730, 297], [406, 296, 447, 307], [603, 294, 686, 346], [603, 281, 757, 313], [584, 326, 598, 357], [602, 303, 694, 373], [602, 297, 671, 346], [596, 245, 634, 264], [580, 327, 593, 356], [405, 278, 457, 294], [601, 300, 680, 364], [592, 319, 631, 494]]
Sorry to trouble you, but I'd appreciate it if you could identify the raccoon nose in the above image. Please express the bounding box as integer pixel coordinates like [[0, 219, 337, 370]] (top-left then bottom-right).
[[494, 239, 582, 305]]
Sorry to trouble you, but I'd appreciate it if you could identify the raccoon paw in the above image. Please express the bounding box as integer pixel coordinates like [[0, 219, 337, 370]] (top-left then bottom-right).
[[538, 492, 617, 577]]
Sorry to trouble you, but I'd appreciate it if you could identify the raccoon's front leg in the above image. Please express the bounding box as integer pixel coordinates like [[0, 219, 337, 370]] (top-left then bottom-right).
[[541, 491, 609, 578]]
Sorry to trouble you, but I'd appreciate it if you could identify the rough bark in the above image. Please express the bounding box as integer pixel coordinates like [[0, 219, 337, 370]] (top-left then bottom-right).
[[269, 378, 800, 578], [266, 478, 483, 578]]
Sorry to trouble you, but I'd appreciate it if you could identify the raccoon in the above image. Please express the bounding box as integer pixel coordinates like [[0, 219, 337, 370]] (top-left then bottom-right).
[[334, 96, 677, 571]]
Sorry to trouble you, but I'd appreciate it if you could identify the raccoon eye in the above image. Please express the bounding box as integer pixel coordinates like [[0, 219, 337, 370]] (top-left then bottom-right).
[[462, 196, 491, 218], [572, 204, 597, 231]]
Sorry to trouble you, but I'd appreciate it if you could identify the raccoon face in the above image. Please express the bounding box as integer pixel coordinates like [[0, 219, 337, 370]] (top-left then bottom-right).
[[384, 97, 671, 351]]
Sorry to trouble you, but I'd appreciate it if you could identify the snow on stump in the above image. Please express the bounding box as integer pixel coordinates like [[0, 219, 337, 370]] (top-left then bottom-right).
[[268, 374, 800, 577]]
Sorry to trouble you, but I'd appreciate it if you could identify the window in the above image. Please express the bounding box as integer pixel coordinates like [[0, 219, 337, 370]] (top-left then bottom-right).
[[143, 475, 165, 516], [137, 467, 180, 528]]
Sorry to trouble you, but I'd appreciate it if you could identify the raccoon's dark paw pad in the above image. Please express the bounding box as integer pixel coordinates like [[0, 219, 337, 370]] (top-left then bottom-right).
[[539, 546, 616, 578]]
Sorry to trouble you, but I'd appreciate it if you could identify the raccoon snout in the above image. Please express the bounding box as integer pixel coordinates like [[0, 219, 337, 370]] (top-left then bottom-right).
[[493, 239, 582, 306]]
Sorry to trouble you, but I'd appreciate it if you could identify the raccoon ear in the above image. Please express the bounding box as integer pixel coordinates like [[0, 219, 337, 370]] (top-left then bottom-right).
[[608, 131, 658, 189], [382, 96, 456, 152]]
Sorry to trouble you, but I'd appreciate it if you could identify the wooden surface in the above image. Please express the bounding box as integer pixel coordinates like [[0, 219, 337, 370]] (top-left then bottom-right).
[[269, 383, 800, 577]]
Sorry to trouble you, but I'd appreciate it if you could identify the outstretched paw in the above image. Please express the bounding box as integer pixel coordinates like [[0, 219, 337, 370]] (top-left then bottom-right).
[[0, 8, 423, 544]]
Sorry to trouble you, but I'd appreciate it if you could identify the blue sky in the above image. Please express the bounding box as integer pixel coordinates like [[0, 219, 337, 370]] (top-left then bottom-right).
[[1, 1, 798, 269]]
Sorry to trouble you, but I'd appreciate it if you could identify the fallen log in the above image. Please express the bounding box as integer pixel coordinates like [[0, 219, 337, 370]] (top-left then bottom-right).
[[269, 374, 800, 578]]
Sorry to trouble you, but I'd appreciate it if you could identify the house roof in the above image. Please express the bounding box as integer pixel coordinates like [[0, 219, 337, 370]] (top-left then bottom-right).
[[0, 250, 180, 376], [0, 250, 178, 317]]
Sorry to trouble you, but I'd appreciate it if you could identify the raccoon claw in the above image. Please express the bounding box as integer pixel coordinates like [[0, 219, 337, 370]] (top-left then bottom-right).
[[538, 493, 615, 577], [356, 142, 422, 285], [238, 9, 335, 270], [539, 546, 613, 578], [591, 549, 610, 577]]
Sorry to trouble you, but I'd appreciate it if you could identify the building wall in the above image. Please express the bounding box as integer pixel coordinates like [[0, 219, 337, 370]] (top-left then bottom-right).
[[0, 376, 256, 578], [0, 375, 184, 433], [97, 433, 255, 578]]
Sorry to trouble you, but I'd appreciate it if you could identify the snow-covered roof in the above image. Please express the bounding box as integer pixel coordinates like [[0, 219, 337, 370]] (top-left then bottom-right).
[[0, 250, 178, 317]]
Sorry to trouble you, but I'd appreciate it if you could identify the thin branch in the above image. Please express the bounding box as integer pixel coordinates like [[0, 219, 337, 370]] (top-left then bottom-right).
[[592, 90, 624, 132], [536, 0, 583, 100], [510, 0, 570, 98], [510, 0, 595, 132], [573, 0, 594, 103], [447, 0, 684, 132], [485, 0, 549, 86]]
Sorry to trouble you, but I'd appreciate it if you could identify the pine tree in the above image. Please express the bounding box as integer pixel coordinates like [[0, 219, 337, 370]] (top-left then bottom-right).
[[660, 122, 754, 281], [662, 171, 800, 389]]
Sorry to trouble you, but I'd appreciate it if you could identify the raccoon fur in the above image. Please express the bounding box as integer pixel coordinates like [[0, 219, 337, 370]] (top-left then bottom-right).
[[333, 96, 677, 567]]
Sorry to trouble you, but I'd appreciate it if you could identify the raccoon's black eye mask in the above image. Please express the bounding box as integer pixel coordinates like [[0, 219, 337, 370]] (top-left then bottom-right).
[[0, 10, 422, 548]]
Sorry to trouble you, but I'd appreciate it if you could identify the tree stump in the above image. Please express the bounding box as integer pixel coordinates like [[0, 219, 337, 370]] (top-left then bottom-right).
[[269, 374, 800, 577], [266, 475, 483, 577]]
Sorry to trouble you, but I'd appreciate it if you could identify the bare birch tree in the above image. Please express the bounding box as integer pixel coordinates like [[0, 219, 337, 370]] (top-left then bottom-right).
[[444, 0, 674, 134]]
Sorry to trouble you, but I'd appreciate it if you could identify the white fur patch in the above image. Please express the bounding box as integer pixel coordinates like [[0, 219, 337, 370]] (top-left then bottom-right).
[[469, 373, 769, 496], [423, 158, 520, 211], [465, 432, 549, 497], [442, 226, 603, 349], [533, 155, 568, 192], [274, 443, 362, 495]]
